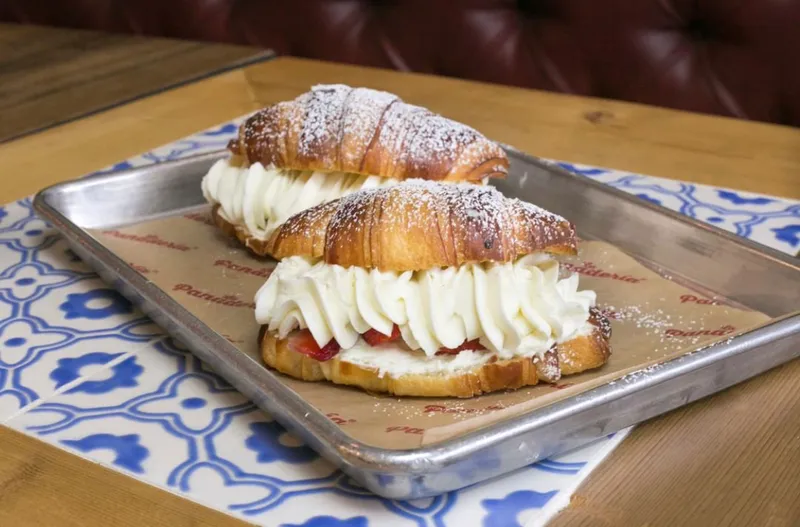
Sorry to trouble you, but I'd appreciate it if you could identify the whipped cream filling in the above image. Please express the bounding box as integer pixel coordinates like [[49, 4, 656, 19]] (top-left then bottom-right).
[[255, 254, 597, 366], [201, 158, 397, 240]]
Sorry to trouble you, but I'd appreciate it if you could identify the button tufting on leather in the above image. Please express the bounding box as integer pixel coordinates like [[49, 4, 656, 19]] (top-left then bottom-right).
[[1, 0, 797, 126]]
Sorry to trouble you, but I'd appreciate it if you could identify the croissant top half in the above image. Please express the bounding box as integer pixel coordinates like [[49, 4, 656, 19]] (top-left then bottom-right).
[[228, 84, 508, 182], [269, 180, 577, 272]]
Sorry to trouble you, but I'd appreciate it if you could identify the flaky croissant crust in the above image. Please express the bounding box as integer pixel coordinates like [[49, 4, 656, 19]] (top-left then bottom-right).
[[269, 180, 577, 272], [227, 84, 508, 182]]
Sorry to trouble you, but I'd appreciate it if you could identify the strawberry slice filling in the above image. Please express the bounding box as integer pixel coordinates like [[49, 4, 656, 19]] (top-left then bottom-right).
[[434, 339, 485, 355], [361, 324, 401, 346], [288, 325, 486, 362], [287, 330, 341, 361]]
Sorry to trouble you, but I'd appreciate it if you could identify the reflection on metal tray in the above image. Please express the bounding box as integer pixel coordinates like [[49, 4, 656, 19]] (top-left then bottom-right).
[[33, 148, 800, 499]]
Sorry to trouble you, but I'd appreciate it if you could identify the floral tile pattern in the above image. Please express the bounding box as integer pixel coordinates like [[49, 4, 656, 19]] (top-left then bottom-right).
[[1, 121, 797, 527]]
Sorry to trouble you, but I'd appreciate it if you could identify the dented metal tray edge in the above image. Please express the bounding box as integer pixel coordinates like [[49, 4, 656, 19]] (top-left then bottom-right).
[[32, 150, 800, 499]]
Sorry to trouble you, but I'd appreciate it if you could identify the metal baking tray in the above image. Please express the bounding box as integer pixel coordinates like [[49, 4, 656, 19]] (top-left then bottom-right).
[[33, 148, 800, 499]]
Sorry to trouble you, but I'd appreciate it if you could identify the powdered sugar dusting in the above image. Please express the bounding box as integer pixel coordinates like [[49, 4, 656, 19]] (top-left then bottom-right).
[[377, 102, 505, 178], [277, 200, 338, 246], [296, 85, 351, 162], [536, 348, 561, 382], [328, 179, 506, 235], [590, 307, 613, 340], [238, 84, 507, 179], [373, 101, 430, 170], [339, 86, 398, 166], [241, 106, 288, 164], [406, 114, 472, 168], [324, 179, 573, 265], [515, 198, 563, 224]]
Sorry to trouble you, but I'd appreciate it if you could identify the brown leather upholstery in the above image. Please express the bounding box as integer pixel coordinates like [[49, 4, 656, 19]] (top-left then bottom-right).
[[2, 0, 798, 126]]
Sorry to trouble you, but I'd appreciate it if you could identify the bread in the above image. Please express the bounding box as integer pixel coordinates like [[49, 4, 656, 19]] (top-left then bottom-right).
[[255, 181, 611, 398], [228, 84, 508, 182], [269, 179, 577, 271], [206, 84, 510, 258], [259, 308, 612, 398]]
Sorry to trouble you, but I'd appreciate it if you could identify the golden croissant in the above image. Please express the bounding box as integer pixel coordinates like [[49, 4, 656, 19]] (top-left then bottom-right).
[[254, 180, 611, 398], [202, 84, 509, 257]]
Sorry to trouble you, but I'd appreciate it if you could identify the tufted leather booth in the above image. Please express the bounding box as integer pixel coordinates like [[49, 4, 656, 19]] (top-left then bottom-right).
[[2, 0, 799, 127]]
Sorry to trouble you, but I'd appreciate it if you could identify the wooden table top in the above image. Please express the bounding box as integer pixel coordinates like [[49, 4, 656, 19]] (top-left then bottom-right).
[[0, 23, 272, 143], [0, 55, 798, 527]]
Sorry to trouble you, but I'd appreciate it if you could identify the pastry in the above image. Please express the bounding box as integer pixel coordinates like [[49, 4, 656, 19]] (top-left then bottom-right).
[[253, 180, 611, 398], [201, 84, 509, 256]]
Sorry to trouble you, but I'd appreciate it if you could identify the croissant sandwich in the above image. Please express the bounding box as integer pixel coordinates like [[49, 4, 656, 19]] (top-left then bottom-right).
[[253, 180, 611, 398], [202, 84, 509, 257]]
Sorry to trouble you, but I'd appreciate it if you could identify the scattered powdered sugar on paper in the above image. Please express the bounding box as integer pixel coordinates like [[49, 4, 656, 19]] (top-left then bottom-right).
[[606, 303, 674, 332], [371, 398, 424, 420], [370, 397, 514, 422], [598, 300, 737, 360]]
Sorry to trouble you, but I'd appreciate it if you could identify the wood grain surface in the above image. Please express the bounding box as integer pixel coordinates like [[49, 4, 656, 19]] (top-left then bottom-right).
[[551, 359, 800, 527], [0, 56, 798, 526], [0, 23, 271, 142], [1, 57, 798, 202], [0, 427, 248, 527]]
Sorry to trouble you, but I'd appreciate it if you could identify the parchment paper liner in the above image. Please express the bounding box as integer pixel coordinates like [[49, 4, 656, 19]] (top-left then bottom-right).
[[91, 209, 771, 449]]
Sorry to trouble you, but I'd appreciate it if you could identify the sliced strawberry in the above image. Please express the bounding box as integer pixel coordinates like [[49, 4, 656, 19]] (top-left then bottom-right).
[[362, 324, 401, 347], [288, 329, 341, 361], [436, 339, 486, 355], [315, 339, 342, 361]]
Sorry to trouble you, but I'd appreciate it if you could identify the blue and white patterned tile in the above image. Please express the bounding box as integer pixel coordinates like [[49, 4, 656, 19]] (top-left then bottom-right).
[[555, 161, 799, 253], [0, 297, 15, 328], [34, 236, 98, 275], [0, 119, 797, 527], [699, 187, 796, 214], [6, 335, 629, 526], [131, 373, 251, 435], [0, 243, 24, 271], [177, 464, 277, 515], [0, 262, 76, 302], [750, 215, 800, 254], [0, 319, 71, 369], [84, 120, 243, 179], [15, 337, 144, 405], [0, 391, 26, 418], [0, 217, 54, 251], [0, 327, 160, 422], [0, 201, 160, 420], [29, 278, 140, 332], [439, 431, 629, 527], [211, 409, 339, 483], [247, 489, 428, 527], [52, 416, 190, 482], [0, 318, 73, 417]]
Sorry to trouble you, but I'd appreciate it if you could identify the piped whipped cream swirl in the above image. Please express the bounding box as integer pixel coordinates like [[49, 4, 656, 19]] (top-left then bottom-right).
[[255, 254, 596, 360], [201, 158, 396, 240]]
